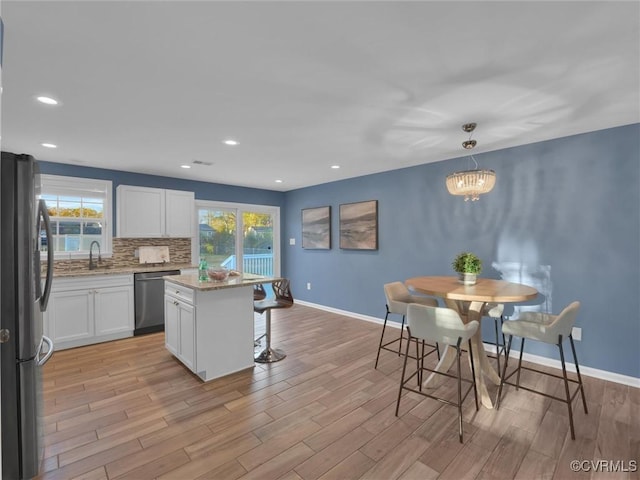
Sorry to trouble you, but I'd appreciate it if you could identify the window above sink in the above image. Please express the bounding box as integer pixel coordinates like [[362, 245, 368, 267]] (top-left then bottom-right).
[[39, 174, 113, 259]]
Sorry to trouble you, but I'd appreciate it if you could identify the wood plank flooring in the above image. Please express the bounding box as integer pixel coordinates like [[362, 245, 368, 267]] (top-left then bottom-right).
[[37, 304, 638, 479]]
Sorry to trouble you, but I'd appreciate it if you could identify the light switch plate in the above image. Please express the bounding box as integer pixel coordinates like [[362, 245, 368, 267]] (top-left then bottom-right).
[[289, 238, 296, 245]]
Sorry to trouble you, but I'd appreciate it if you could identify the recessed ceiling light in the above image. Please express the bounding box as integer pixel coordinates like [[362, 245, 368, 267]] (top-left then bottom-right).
[[331, 165, 340, 169], [180, 164, 191, 169], [36, 96, 59, 105], [275, 179, 283, 183], [41, 143, 57, 148], [223, 139, 239, 146]]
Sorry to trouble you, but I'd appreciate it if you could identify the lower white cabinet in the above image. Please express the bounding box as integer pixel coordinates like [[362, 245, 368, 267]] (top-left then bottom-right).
[[164, 293, 195, 370], [164, 280, 255, 381], [44, 274, 134, 350]]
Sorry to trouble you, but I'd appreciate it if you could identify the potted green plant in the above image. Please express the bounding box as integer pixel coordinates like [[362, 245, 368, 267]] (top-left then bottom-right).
[[452, 252, 482, 285]]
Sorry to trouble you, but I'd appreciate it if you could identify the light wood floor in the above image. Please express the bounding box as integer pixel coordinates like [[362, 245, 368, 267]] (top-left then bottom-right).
[[38, 304, 639, 480]]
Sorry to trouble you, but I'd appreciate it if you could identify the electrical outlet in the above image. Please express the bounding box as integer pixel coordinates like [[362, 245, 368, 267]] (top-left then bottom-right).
[[134, 249, 139, 258], [306, 282, 311, 290], [572, 327, 582, 341], [289, 238, 295, 245]]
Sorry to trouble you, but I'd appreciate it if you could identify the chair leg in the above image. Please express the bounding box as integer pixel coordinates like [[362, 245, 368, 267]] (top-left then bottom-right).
[[395, 330, 413, 416], [516, 338, 525, 390], [496, 334, 512, 410], [254, 310, 286, 363], [456, 340, 464, 443], [558, 337, 576, 440], [374, 309, 390, 369], [398, 315, 406, 356], [415, 337, 421, 388], [419, 339, 425, 390], [569, 334, 589, 414]]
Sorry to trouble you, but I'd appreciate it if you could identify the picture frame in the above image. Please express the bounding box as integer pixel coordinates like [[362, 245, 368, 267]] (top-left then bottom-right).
[[301, 206, 331, 249], [339, 200, 378, 250]]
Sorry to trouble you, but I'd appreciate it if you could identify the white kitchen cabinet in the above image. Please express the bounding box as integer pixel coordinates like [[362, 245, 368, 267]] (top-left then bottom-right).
[[116, 185, 194, 238], [45, 290, 94, 345], [164, 296, 179, 356], [164, 291, 195, 370], [94, 285, 135, 336], [164, 189, 195, 237], [44, 274, 134, 350], [164, 278, 255, 381]]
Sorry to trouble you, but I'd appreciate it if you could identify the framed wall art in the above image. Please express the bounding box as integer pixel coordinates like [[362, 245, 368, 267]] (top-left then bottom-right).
[[339, 200, 378, 250], [301, 206, 331, 249]]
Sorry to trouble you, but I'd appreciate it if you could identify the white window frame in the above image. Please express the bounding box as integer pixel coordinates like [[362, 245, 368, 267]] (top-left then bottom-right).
[[39, 174, 113, 260], [193, 200, 280, 277]]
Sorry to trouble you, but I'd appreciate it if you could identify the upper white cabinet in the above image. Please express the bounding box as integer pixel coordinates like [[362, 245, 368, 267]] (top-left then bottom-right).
[[164, 189, 195, 238], [116, 185, 194, 238]]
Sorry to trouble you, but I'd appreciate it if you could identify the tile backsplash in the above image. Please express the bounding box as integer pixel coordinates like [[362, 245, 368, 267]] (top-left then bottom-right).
[[46, 238, 192, 274]]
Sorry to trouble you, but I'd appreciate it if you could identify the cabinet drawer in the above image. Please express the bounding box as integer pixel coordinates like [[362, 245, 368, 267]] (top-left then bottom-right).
[[165, 281, 194, 304]]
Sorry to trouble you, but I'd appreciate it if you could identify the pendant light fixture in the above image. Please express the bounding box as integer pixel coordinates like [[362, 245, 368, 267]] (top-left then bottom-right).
[[445, 123, 496, 201]]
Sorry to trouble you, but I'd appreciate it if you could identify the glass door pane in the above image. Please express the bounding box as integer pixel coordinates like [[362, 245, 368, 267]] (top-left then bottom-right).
[[198, 208, 237, 269], [242, 211, 274, 276]]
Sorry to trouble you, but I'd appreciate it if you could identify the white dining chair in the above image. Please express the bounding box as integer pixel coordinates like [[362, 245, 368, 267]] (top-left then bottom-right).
[[395, 303, 479, 443], [375, 282, 439, 369], [495, 301, 588, 440]]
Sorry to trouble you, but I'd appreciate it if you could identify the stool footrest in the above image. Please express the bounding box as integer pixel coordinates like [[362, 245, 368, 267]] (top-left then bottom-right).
[[379, 336, 438, 361], [501, 365, 583, 404]]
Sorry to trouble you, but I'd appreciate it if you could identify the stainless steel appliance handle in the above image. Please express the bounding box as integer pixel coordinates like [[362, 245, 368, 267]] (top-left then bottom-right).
[[39, 199, 54, 311], [37, 336, 54, 366], [135, 277, 168, 282]]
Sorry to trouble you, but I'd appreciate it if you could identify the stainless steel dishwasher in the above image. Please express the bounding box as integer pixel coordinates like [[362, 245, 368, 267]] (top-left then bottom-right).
[[134, 270, 181, 335]]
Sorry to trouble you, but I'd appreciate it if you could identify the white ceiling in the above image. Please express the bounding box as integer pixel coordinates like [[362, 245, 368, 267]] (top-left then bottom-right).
[[2, 1, 638, 192]]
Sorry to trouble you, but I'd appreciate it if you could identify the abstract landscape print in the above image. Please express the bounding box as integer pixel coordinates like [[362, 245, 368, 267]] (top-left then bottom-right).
[[302, 206, 331, 249], [339, 200, 378, 250]]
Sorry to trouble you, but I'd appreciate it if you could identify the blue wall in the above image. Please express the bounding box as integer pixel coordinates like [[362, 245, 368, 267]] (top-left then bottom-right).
[[283, 124, 640, 378], [34, 124, 640, 378], [37, 162, 286, 235]]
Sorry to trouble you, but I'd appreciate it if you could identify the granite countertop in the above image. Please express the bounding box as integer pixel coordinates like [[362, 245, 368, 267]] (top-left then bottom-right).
[[165, 273, 281, 291], [53, 263, 198, 278]]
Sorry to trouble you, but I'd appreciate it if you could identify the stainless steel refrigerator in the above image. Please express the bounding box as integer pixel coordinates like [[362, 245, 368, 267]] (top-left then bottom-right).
[[1, 152, 54, 480]]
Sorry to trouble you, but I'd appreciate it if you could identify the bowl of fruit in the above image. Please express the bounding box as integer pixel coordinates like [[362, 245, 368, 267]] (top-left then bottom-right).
[[207, 267, 230, 282]]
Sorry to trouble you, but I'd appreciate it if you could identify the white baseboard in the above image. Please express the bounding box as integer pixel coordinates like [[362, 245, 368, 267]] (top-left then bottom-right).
[[295, 299, 640, 389]]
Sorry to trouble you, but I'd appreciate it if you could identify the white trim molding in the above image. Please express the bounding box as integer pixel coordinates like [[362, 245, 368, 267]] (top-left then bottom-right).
[[295, 299, 640, 389]]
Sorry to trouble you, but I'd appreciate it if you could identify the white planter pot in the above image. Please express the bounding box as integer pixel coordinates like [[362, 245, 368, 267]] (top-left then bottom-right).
[[457, 273, 477, 285]]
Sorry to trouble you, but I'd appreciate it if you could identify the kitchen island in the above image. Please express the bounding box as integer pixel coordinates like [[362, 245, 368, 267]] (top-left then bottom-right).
[[163, 273, 280, 381]]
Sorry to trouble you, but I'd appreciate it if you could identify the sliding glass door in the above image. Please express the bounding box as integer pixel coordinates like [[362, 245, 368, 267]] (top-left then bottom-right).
[[242, 210, 274, 276], [196, 201, 279, 277], [198, 207, 237, 268]]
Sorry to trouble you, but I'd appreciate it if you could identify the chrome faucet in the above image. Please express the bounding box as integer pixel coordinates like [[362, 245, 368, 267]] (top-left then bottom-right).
[[89, 241, 101, 270]]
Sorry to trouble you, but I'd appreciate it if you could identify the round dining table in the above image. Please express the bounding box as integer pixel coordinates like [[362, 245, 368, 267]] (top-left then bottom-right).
[[404, 276, 538, 408]]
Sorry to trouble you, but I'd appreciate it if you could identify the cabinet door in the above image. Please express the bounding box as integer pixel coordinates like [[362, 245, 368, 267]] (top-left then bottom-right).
[[46, 290, 94, 344], [164, 296, 179, 356], [178, 302, 195, 370], [117, 185, 165, 237], [165, 189, 194, 237], [94, 285, 134, 336]]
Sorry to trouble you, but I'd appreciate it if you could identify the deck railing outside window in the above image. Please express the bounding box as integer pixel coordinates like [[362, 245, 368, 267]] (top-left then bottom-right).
[[221, 253, 273, 277]]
